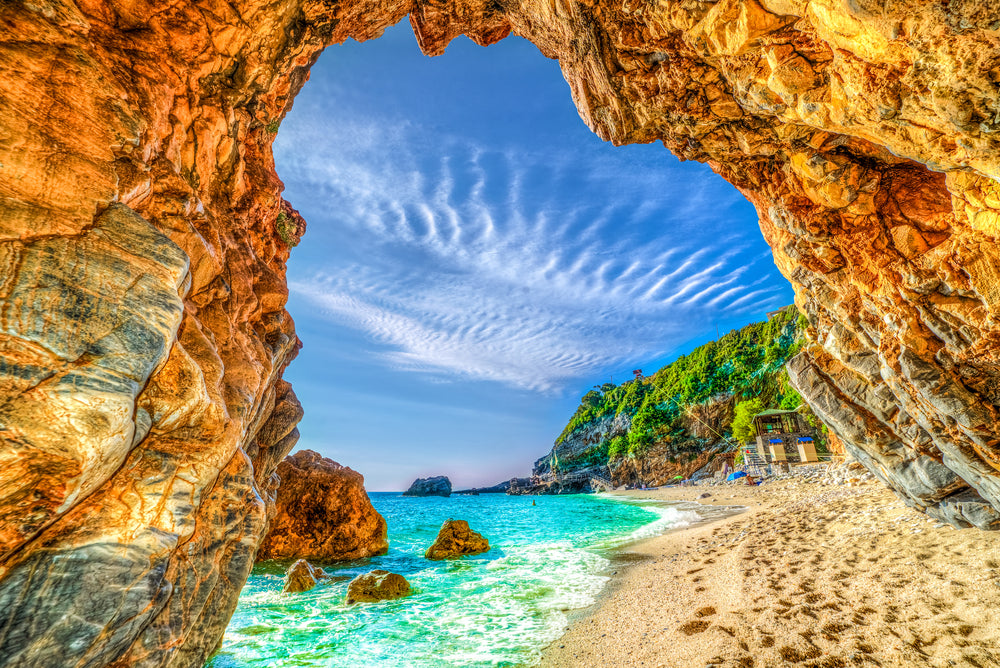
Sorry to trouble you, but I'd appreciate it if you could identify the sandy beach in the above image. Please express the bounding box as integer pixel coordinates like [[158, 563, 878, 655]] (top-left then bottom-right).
[[539, 477, 1000, 668]]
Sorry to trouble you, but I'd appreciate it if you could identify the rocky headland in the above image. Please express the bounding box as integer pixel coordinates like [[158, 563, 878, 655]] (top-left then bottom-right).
[[4, 0, 1000, 665], [403, 476, 453, 497], [517, 308, 810, 494], [257, 450, 388, 563], [453, 481, 512, 495]]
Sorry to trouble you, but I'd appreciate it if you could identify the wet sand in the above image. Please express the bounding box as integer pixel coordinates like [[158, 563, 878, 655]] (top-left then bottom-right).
[[539, 478, 1000, 668]]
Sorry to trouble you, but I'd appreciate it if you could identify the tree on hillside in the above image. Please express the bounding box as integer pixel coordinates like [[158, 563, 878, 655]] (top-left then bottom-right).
[[581, 389, 602, 409], [732, 397, 765, 443]]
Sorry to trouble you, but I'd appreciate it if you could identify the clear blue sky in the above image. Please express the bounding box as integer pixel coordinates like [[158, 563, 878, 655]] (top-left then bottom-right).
[[275, 20, 795, 491]]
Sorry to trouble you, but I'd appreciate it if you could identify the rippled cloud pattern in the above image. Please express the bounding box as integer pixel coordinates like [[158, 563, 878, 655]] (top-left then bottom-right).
[[277, 25, 795, 399]]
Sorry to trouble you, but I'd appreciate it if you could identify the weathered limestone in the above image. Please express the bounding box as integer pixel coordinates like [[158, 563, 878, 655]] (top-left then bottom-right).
[[425, 519, 491, 560], [345, 570, 411, 604], [3, 0, 1000, 665], [283, 559, 327, 593], [258, 450, 388, 562]]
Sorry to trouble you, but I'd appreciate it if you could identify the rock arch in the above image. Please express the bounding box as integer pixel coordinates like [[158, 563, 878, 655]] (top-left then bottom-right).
[[1, 0, 999, 665]]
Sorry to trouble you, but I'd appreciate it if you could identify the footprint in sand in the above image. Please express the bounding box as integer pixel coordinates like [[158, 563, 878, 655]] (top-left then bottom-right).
[[954, 623, 975, 637], [678, 620, 711, 635], [778, 645, 822, 662]]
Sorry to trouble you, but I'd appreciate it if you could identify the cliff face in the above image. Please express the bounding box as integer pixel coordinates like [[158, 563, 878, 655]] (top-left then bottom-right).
[[257, 450, 388, 563], [3, 0, 1000, 665], [610, 396, 736, 487], [533, 412, 631, 477], [536, 394, 734, 490]]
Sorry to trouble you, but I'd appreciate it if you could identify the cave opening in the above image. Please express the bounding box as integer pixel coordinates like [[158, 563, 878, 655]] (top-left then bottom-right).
[[203, 19, 797, 663], [272, 18, 795, 494], [203, 20, 797, 662], [10, 2, 1000, 666]]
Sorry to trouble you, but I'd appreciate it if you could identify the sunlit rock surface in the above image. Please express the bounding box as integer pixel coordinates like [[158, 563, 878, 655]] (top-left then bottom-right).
[[3, 0, 1000, 664], [424, 519, 491, 560], [258, 450, 388, 562], [345, 570, 411, 604], [283, 559, 327, 593]]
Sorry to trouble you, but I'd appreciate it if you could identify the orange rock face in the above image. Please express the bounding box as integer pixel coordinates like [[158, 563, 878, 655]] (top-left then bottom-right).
[[2, 0, 1000, 665], [258, 450, 388, 563]]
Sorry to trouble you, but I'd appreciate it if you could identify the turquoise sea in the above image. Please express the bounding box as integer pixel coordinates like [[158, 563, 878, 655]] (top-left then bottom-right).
[[208, 493, 721, 668]]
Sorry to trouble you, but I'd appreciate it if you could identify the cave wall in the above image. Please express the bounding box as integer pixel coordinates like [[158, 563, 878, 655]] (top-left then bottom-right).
[[2, 0, 999, 665]]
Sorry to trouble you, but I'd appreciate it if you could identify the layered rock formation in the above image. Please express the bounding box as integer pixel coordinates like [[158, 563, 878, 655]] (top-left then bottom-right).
[[4, 0, 1000, 665], [403, 476, 452, 497], [424, 519, 491, 560], [257, 450, 388, 562]]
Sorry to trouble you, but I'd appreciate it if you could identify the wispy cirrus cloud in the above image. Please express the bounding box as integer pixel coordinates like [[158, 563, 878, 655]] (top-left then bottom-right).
[[277, 85, 788, 394]]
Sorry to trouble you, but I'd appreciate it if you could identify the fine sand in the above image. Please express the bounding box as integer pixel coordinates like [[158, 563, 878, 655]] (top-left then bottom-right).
[[538, 478, 1000, 668]]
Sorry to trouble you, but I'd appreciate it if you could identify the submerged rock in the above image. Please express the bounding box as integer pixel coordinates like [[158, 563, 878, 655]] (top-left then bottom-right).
[[403, 476, 453, 497], [283, 559, 327, 594], [425, 520, 491, 560], [346, 570, 411, 604], [258, 450, 388, 562]]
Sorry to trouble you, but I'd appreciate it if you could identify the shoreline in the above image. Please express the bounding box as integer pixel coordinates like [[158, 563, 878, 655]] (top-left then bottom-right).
[[554, 494, 751, 633], [538, 479, 1000, 667], [560, 493, 753, 630]]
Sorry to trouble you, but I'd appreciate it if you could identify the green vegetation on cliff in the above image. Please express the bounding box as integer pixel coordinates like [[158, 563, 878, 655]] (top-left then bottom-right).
[[555, 306, 811, 463]]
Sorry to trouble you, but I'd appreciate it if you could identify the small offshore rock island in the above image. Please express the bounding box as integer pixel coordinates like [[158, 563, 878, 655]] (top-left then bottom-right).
[[3, 0, 1000, 667], [402, 476, 453, 497]]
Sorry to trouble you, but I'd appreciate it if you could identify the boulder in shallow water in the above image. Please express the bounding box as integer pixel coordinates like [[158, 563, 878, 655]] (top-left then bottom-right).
[[283, 559, 327, 593], [346, 570, 411, 604], [425, 519, 490, 560], [403, 476, 452, 497], [258, 450, 388, 562]]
